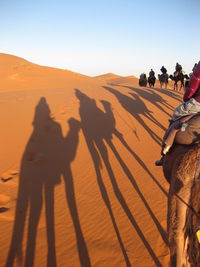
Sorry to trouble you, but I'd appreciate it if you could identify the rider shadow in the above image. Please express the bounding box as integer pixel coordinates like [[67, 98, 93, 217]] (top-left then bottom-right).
[[5, 97, 91, 267], [6, 97, 63, 267], [103, 86, 163, 146], [75, 89, 164, 267]]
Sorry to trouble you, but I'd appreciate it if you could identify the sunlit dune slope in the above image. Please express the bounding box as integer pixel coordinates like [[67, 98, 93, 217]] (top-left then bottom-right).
[[0, 53, 97, 91], [0, 53, 183, 267]]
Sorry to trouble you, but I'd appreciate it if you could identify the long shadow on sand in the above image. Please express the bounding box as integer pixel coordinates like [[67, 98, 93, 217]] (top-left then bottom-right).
[[103, 86, 163, 146], [151, 87, 183, 103], [75, 89, 167, 267], [5, 97, 91, 267], [62, 118, 91, 267], [110, 83, 183, 103], [123, 85, 174, 117]]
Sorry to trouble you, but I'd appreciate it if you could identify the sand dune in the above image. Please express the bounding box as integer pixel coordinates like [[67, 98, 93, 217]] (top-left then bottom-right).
[[94, 73, 122, 80], [0, 54, 183, 266], [0, 53, 97, 92], [94, 73, 139, 87]]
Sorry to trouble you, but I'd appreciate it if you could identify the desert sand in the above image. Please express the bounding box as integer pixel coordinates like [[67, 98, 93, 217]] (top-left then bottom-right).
[[0, 53, 183, 267]]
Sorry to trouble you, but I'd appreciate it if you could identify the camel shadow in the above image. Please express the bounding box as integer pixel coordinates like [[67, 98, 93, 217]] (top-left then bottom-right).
[[125, 85, 174, 117], [5, 97, 91, 267], [152, 87, 183, 103], [103, 86, 163, 146], [111, 84, 175, 117], [75, 89, 165, 266]]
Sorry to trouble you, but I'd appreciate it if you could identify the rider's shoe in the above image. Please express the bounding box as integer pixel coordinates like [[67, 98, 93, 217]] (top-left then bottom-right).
[[155, 157, 164, 166]]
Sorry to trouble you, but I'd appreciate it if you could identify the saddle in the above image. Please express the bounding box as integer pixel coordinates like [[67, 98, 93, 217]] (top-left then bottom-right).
[[155, 114, 200, 167], [148, 75, 155, 82], [175, 114, 200, 145], [174, 71, 179, 77], [164, 114, 200, 149], [159, 73, 168, 80], [139, 75, 147, 86]]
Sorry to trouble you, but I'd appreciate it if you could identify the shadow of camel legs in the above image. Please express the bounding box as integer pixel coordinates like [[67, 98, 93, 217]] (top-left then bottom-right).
[[83, 134, 131, 266], [63, 168, 91, 267], [96, 140, 162, 267], [107, 139, 168, 246], [44, 184, 57, 267]]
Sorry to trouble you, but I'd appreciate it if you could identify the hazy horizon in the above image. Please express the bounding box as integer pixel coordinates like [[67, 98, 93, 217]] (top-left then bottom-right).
[[1, 0, 199, 77]]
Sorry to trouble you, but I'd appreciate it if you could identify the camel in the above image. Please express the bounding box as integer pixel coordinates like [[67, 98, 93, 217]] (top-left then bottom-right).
[[169, 72, 189, 91], [163, 140, 200, 266], [139, 73, 147, 87], [148, 75, 156, 88], [158, 73, 168, 89]]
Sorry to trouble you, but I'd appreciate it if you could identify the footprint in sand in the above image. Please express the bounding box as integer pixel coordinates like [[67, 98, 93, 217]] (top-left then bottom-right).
[[0, 207, 9, 213], [59, 104, 75, 115], [0, 195, 10, 213], [1, 170, 19, 183], [1, 177, 13, 182]]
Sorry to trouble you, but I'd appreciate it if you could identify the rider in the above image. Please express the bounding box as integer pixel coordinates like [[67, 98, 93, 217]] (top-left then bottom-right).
[[149, 69, 155, 77], [174, 62, 182, 76], [140, 72, 147, 80], [175, 62, 182, 72], [155, 60, 200, 166], [160, 66, 167, 74]]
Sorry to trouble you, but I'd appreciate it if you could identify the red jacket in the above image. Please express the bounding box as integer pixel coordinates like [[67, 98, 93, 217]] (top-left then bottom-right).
[[184, 61, 200, 102]]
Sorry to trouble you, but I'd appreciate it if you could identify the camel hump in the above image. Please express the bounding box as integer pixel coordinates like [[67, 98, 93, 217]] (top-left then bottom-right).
[[175, 114, 200, 145]]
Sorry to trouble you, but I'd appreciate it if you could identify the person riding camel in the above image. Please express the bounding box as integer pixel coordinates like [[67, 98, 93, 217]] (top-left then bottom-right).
[[174, 62, 182, 77], [140, 72, 147, 82], [149, 69, 155, 77], [139, 72, 147, 87], [160, 66, 167, 74], [155, 60, 200, 166], [140, 72, 146, 80]]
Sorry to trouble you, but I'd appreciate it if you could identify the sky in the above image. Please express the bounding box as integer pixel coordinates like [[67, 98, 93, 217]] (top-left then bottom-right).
[[0, 0, 199, 77]]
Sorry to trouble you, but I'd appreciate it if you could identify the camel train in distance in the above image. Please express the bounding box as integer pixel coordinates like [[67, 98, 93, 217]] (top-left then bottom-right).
[[139, 63, 190, 91]]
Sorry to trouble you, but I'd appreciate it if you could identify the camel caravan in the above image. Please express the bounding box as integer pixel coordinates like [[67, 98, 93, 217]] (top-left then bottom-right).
[[154, 61, 200, 266], [139, 62, 191, 90]]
